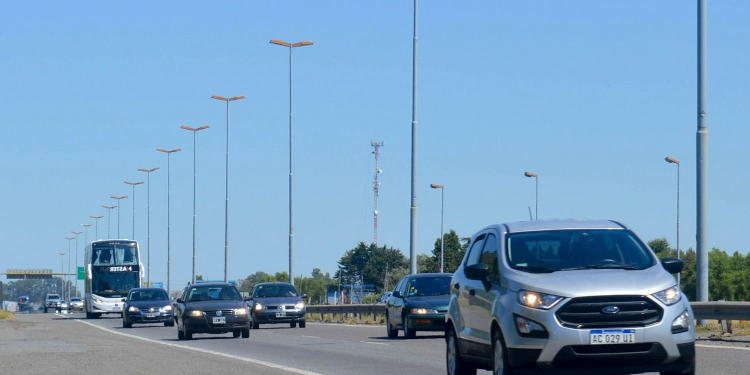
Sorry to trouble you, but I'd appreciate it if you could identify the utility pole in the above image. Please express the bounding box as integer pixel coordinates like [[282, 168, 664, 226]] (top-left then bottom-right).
[[696, 0, 708, 304], [90, 215, 103, 240], [72, 231, 82, 297], [139, 167, 160, 288], [181, 125, 209, 284], [409, 0, 419, 275], [110, 195, 128, 239], [371, 141, 383, 246]]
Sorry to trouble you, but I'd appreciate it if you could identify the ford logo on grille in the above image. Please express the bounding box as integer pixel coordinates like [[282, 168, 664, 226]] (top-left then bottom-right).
[[216, 310, 222, 317], [602, 305, 620, 314]]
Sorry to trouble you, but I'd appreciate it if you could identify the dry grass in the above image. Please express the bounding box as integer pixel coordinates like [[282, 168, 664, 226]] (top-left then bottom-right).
[[696, 320, 750, 335], [0, 310, 14, 320], [306, 313, 386, 325]]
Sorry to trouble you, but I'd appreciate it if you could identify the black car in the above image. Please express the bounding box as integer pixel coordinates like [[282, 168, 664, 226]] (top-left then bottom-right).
[[248, 282, 306, 329], [175, 282, 250, 340], [385, 273, 452, 338], [123, 288, 174, 328]]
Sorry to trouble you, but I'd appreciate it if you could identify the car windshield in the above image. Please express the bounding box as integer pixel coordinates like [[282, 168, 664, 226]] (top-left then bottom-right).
[[188, 285, 241, 302], [406, 276, 452, 297], [253, 284, 299, 298], [47, 295, 60, 300], [506, 229, 655, 273], [129, 289, 168, 301]]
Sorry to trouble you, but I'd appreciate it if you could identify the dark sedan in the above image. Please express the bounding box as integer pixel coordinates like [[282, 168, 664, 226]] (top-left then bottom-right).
[[385, 273, 452, 338], [175, 282, 250, 340], [123, 288, 174, 328], [248, 282, 306, 329]]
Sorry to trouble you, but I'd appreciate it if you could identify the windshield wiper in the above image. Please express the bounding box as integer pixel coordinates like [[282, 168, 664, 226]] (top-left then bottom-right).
[[514, 265, 556, 273]]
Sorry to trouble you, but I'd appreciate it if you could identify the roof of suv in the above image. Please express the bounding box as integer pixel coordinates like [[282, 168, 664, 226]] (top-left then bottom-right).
[[498, 219, 626, 234]]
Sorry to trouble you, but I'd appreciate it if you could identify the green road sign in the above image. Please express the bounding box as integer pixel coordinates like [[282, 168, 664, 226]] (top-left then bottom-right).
[[77, 267, 84, 280]]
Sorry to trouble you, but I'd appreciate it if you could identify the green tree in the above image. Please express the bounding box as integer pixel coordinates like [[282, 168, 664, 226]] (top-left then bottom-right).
[[418, 253, 438, 273], [428, 230, 469, 273], [336, 242, 408, 292], [648, 238, 673, 257]]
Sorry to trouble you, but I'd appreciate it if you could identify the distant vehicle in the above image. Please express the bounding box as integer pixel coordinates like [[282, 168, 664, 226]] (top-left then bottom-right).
[[445, 220, 695, 375], [122, 288, 174, 328], [17, 296, 31, 312], [84, 239, 143, 318], [385, 273, 451, 338], [175, 282, 250, 340], [69, 297, 84, 312], [56, 300, 69, 312], [248, 282, 306, 329], [44, 294, 61, 313]]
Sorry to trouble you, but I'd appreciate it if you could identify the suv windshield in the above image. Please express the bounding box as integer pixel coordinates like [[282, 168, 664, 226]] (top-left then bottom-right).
[[188, 285, 241, 302], [253, 284, 299, 298], [47, 295, 60, 300], [507, 229, 654, 273], [406, 276, 452, 297], [129, 289, 168, 301]]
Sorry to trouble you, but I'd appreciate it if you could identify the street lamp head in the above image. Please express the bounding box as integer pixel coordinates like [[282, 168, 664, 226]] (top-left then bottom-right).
[[229, 95, 245, 101], [110, 195, 128, 200], [138, 167, 160, 173], [270, 39, 291, 47], [102, 205, 116, 209], [665, 156, 680, 165], [81, 224, 93, 228], [65, 236, 74, 240], [196, 125, 210, 131], [292, 41, 314, 47], [180, 125, 196, 131], [181, 125, 210, 132], [211, 95, 228, 101], [72, 231, 82, 235], [430, 184, 444, 189], [90, 215, 103, 219], [524, 171, 538, 178], [124, 181, 144, 186]]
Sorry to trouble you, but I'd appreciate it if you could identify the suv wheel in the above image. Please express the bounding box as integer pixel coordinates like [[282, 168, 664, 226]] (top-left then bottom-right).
[[241, 328, 250, 338], [492, 329, 512, 375], [386, 313, 398, 338], [403, 316, 416, 338], [298, 320, 306, 328], [660, 356, 695, 375], [290, 321, 297, 328], [446, 327, 476, 375]]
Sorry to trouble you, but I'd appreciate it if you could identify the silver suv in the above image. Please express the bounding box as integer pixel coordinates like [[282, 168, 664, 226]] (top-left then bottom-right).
[[446, 220, 695, 375]]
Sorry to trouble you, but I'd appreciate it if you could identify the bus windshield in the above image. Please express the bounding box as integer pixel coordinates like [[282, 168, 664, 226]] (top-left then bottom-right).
[[92, 272, 139, 297], [93, 243, 138, 266]]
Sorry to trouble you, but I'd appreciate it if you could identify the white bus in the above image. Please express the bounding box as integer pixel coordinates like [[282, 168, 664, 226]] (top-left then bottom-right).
[[84, 239, 143, 318]]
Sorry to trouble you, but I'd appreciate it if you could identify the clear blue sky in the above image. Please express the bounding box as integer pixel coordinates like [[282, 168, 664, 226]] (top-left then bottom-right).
[[2, 1, 749, 288]]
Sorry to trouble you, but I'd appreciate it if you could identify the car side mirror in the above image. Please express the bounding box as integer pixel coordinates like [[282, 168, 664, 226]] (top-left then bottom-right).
[[176, 297, 183, 304], [392, 290, 402, 298], [661, 258, 684, 274], [465, 263, 490, 281]]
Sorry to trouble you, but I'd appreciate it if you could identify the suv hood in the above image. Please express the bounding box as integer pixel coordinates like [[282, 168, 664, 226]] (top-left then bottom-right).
[[505, 265, 676, 298]]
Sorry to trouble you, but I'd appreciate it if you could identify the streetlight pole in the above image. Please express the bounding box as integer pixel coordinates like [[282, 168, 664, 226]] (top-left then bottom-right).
[[81, 224, 92, 247], [430, 184, 444, 273], [72, 231, 82, 297], [65, 237, 74, 300], [90, 215, 103, 240], [212, 94, 245, 283], [696, 0, 709, 305], [181, 125, 209, 284], [409, 0, 419, 275], [124, 181, 143, 239], [524, 172, 539, 220], [139, 166, 160, 288], [156, 149, 179, 294], [110, 195, 128, 239], [665, 157, 681, 287], [270, 38, 313, 285], [58, 252, 66, 297], [102, 205, 117, 239]]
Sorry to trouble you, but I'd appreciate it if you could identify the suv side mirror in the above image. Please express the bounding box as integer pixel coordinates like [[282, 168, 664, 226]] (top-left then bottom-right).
[[661, 258, 684, 274], [392, 290, 402, 298], [465, 263, 489, 281], [176, 297, 183, 304]]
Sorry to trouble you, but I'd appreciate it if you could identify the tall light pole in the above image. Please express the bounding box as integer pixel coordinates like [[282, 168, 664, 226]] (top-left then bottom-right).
[[124, 181, 143, 239], [181, 125, 209, 284], [139, 166, 160, 288], [81, 224, 92, 247], [212, 94, 245, 283], [102, 206, 117, 239], [430, 184, 444, 273], [665, 156, 681, 287], [65, 237, 74, 300], [270, 38, 314, 285], [110, 195, 128, 239], [72, 231, 82, 297], [58, 252, 66, 297], [409, 0, 419, 275], [524, 172, 539, 220], [90, 215, 103, 240], [696, 0, 709, 305], [156, 149, 179, 294]]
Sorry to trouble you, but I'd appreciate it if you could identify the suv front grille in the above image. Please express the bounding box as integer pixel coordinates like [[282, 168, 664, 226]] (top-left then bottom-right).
[[205, 309, 234, 317], [555, 295, 662, 328]]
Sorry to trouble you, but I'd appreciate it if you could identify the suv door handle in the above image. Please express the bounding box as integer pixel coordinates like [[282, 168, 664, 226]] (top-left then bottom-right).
[[469, 289, 476, 296], [454, 283, 460, 290]]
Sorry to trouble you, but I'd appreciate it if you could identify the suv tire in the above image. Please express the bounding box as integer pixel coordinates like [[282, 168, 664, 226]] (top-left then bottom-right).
[[299, 320, 306, 328], [290, 321, 297, 328], [242, 328, 250, 338], [446, 327, 477, 375], [386, 313, 398, 338], [660, 357, 696, 375], [403, 316, 416, 338], [492, 329, 513, 375]]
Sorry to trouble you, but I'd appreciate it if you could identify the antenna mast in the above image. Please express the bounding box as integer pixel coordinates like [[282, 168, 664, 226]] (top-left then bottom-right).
[[371, 141, 384, 246]]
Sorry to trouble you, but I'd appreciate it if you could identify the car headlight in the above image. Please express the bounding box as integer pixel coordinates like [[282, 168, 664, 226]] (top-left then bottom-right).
[[517, 290, 563, 310], [188, 310, 204, 317], [294, 302, 305, 310], [410, 307, 439, 315], [234, 308, 248, 316], [127, 306, 139, 312], [254, 303, 263, 311], [652, 285, 682, 306], [160, 305, 172, 312], [94, 297, 103, 304]]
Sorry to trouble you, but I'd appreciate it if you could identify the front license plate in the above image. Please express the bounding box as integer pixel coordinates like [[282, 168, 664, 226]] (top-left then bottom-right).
[[145, 313, 157, 318], [590, 329, 636, 345], [275, 312, 286, 318], [212, 317, 226, 325]]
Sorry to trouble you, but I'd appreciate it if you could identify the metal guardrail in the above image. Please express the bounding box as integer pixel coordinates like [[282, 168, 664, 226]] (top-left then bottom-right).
[[307, 302, 750, 320]]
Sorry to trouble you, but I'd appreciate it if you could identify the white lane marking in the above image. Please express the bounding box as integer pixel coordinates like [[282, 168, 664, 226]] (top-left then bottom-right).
[[74, 319, 324, 375], [359, 341, 386, 346], [696, 343, 750, 351], [301, 335, 320, 339]]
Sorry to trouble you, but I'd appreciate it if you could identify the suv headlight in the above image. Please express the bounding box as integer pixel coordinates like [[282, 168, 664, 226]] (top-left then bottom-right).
[[254, 303, 263, 311], [127, 306, 139, 312], [234, 308, 248, 316], [652, 285, 681, 305], [188, 310, 204, 317], [517, 290, 563, 310], [410, 307, 439, 315], [294, 302, 305, 310]]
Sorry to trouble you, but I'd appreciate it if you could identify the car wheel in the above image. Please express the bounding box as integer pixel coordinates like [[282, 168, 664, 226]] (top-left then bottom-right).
[[184, 330, 193, 340], [233, 330, 241, 338], [492, 329, 512, 375], [447, 327, 477, 375], [44, 307, 47, 313], [122, 319, 132, 329], [178, 327, 185, 340], [660, 356, 696, 375], [241, 328, 250, 338], [298, 320, 306, 328], [290, 321, 297, 328], [386, 313, 398, 338], [403, 316, 416, 338], [164, 320, 174, 327], [252, 321, 260, 329]]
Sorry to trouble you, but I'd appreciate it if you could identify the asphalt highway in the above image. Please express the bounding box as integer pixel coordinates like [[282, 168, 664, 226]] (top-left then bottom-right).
[[3, 313, 750, 375]]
